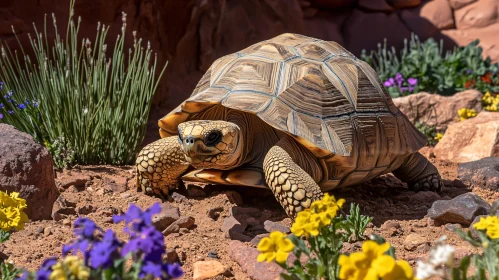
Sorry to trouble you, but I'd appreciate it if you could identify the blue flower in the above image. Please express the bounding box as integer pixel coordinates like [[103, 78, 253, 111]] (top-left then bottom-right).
[[466, 69, 472, 74], [0, 114, 2, 119], [122, 226, 165, 261], [18, 104, 26, 110], [0, 103, 3, 108], [74, 218, 102, 239], [113, 203, 161, 232], [30, 257, 57, 280], [141, 262, 163, 278], [0, 82, 3, 90], [8, 110, 13, 114], [89, 240, 115, 268], [165, 262, 184, 279], [34, 102, 39, 108]]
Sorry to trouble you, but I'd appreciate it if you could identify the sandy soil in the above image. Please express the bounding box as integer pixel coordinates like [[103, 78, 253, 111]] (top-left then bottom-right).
[[2, 147, 497, 279]]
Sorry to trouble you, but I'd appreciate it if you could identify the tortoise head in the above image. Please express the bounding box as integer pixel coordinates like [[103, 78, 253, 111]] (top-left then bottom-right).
[[177, 120, 243, 169]]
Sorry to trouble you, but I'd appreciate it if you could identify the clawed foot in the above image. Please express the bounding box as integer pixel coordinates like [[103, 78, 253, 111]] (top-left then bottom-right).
[[408, 173, 444, 192]]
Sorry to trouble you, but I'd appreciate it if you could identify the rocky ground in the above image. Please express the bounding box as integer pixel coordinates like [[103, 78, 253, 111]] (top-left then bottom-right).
[[2, 146, 498, 279]]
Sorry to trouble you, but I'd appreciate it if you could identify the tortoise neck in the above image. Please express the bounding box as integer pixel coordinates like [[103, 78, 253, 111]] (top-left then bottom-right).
[[227, 110, 282, 168]]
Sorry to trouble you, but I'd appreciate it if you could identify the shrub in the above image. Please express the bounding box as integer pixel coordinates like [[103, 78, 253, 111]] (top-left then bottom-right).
[[0, 0, 167, 165], [20, 203, 183, 280], [361, 34, 499, 97]]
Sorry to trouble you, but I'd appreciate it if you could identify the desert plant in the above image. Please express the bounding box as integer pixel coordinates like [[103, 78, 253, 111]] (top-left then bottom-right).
[[342, 203, 373, 242], [361, 34, 499, 97], [0, 0, 167, 165]]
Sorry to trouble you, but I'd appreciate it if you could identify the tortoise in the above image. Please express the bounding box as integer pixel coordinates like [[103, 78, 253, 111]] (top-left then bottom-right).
[[135, 33, 443, 218]]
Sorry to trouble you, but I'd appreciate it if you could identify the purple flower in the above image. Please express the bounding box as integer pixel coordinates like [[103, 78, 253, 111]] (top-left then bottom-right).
[[0, 103, 4, 108], [122, 226, 165, 261], [141, 262, 163, 278], [165, 263, 184, 279], [395, 73, 403, 82], [466, 69, 472, 74], [18, 104, 26, 110], [113, 203, 161, 232], [74, 218, 102, 239], [28, 257, 58, 280], [0, 82, 3, 90], [0, 114, 2, 119], [8, 110, 13, 114], [383, 78, 395, 87], [407, 78, 418, 86], [34, 102, 39, 108], [89, 241, 114, 268]]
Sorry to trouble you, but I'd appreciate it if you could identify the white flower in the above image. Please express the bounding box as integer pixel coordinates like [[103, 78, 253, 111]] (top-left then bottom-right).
[[83, 108, 88, 115], [416, 260, 441, 280], [429, 244, 455, 266]]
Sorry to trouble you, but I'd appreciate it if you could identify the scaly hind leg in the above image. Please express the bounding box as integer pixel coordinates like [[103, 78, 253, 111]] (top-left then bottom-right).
[[135, 136, 190, 198], [392, 152, 444, 192], [263, 142, 323, 219]]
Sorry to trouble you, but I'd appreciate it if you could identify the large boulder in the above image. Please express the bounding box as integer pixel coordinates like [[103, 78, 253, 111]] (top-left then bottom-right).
[[454, 0, 499, 30], [458, 157, 499, 191], [392, 90, 483, 131], [434, 111, 499, 163], [401, 0, 455, 37], [0, 124, 59, 220]]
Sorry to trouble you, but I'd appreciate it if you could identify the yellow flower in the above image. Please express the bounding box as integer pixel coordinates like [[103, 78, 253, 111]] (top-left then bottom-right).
[[457, 108, 477, 121], [291, 193, 345, 237], [50, 256, 90, 280], [0, 191, 26, 209], [338, 241, 414, 280], [257, 231, 294, 264], [434, 133, 443, 141], [473, 216, 499, 239], [0, 207, 28, 231], [379, 259, 415, 280]]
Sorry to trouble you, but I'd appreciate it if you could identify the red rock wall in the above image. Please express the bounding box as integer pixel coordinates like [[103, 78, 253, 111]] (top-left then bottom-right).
[[1, 0, 498, 137]]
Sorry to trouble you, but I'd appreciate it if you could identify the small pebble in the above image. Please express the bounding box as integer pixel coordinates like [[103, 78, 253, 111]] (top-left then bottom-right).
[[207, 251, 218, 259]]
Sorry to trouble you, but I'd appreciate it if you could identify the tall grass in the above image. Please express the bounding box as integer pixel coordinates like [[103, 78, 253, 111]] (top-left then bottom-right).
[[0, 0, 166, 165]]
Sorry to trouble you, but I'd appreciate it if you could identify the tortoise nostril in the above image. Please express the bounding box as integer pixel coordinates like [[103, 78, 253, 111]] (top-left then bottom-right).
[[185, 136, 195, 145]]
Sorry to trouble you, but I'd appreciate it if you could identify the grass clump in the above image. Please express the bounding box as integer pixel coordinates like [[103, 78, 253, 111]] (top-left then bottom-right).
[[0, 0, 167, 165]]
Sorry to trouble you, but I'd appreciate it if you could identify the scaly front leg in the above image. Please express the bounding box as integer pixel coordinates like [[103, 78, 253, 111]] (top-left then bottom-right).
[[263, 144, 323, 218], [135, 136, 190, 198]]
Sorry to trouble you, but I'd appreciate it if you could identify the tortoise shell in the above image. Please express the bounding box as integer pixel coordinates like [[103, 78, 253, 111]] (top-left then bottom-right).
[[158, 33, 427, 190]]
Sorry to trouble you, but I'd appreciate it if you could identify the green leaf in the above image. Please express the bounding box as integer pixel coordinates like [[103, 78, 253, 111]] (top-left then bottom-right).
[[0, 230, 11, 243]]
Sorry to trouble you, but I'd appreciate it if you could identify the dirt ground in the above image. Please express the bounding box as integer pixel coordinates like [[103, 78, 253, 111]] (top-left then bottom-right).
[[2, 146, 497, 279]]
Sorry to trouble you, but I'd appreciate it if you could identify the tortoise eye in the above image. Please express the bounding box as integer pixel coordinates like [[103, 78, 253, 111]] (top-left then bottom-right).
[[205, 131, 222, 146]]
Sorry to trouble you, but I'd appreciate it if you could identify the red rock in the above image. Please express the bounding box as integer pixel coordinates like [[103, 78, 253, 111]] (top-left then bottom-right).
[[458, 157, 499, 191], [193, 260, 227, 280], [227, 240, 283, 280], [392, 90, 483, 131], [152, 204, 180, 231], [344, 10, 412, 55], [309, 0, 356, 9], [303, 14, 345, 45], [449, 0, 477, 10], [454, 0, 499, 29], [0, 124, 59, 220], [403, 233, 428, 251], [386, 0, 422, 9], [443, 22, 499, 62], [402, 0, 454, 33], [433, 111, 499, 163], [358, 0, 394, 12], [428, 193, 491, 226]]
